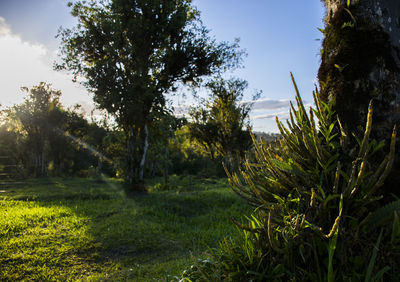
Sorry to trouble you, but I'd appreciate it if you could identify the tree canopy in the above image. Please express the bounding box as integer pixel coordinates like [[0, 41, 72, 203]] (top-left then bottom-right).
[[56, 0, 243, 190]]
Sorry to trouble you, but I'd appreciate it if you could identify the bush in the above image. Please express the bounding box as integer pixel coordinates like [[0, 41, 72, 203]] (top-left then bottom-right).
[[180, 75, 400, 281]]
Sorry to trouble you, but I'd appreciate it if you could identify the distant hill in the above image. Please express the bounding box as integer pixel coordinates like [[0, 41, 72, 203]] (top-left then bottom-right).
[[253, 131, 281, 143]]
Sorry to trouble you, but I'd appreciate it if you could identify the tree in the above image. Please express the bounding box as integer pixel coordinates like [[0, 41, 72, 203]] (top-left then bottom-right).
[[4, 83, 64, 177], [0, 120, 25, 178], [188, 77, 258, 171], [1, 83, 110, 178], [318, 0, 400, 192], [56, 0, 242, 191]]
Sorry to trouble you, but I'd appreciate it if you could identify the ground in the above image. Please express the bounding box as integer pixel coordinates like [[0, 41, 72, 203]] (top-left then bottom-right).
[[0, 176, 251, 281]]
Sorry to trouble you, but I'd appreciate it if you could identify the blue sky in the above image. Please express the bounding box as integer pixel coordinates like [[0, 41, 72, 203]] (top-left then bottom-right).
[[0, 0, 325, 132]]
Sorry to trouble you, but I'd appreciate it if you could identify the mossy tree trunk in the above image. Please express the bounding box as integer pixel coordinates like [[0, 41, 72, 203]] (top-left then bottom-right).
[[319, 0, 400, 192]]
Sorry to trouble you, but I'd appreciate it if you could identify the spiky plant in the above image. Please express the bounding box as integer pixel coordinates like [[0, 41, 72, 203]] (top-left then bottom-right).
[[180, 75, 400, 281]]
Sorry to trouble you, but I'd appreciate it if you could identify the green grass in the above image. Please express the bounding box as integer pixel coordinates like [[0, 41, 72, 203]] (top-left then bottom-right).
[[0, 175, 251, 281]]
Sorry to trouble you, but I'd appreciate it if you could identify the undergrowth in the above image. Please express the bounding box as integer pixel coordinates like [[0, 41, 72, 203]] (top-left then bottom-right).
[[180, 75, 400, 281]]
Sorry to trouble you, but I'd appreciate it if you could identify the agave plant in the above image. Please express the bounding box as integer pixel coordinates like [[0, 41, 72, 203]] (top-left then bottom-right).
[[180, 75, 400, 281], [220, 74, 400, 281]]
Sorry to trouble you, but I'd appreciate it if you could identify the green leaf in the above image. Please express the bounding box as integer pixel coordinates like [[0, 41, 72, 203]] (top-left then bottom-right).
[[364, 200, 400, 232], [328, 123, 335, 135], [370, 140, 385, 156], [323, 194, 341, 209], [352, 133, 362, 147], [373, 266, 391, 281], [328, 194, 343, 282], [328, 133, 338, 142], [342, 21, 355, 29], [391, 211, 400, 243], [365, 229, 383, 282], [270, 159, 293, 173], [334, 64, 342, 71]]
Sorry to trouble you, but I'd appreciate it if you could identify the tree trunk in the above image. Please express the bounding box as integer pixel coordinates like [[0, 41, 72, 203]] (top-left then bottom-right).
[[41, 150, 46, 176], [96, 156, 103, 180], [163, 147, 170, 186], [163, 163, 169, 186], [125, 124, 149, 192], [33, 149, 46, 178], [319, 0, 400, 193], [139, 124, 149, 183], [319, 0, 400, 136]]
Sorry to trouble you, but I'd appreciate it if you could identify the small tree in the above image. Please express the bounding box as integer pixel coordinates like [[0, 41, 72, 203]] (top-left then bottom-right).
[[56, 0, 242, 191], [189, 77, 258, 171]]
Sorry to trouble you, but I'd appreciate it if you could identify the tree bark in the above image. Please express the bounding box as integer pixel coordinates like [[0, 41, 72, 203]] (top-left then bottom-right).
[[320, 0, 400, 136], [162, 147, 170, 186], [319, 0, 400, 193], [126, 127, 136, 187], [139, 124, 149, 183], [163, 162, 169, 186], [126, 124, 149, 192]]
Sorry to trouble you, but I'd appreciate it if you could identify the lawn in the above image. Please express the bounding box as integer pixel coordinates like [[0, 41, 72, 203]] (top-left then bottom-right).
[[0, 175, 251, 281]]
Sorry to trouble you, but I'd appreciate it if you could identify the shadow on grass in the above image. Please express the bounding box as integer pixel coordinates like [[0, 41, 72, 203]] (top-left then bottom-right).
[[0, 176, 250, 280]]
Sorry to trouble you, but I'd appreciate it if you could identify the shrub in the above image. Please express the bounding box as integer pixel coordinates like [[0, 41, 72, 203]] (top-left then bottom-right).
[[180, 75, 400, 281]]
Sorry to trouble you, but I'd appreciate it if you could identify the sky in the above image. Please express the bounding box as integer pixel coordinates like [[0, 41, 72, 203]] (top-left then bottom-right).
[[0, 0, 325, 132]]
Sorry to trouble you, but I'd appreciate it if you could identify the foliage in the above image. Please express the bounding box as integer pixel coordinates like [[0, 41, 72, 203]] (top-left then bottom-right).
[[2, 83, 64, 177], [0, 176, 250, 280], [146, 125, 225, 179], [0, 82, 229, 181], [182, 75, 400, 281], [146, 111, 186, 185], [0, 83, 110, 178], [167, 126, 213, 176], [56, 0, 243, 190], [188, 77, 258, 170], [0, 122, 25, 179]]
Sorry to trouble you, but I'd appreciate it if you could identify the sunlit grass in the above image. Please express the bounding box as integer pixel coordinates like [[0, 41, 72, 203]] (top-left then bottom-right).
[[0, 200, 100, 280], [0, 176, 250, 280]]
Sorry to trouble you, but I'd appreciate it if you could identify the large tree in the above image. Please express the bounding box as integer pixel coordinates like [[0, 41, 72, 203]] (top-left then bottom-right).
[[319, 0, 400, 191], [56, 0, 242, 191]]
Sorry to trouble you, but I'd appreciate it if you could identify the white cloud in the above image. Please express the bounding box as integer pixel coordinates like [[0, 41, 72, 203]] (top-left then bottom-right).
[[250, 103, 313, 121], [251, 111, 290, 120], [0, 17, 91, 108], [248, 98, 292, 121], [171, 98, 307, 123], [244, 98, 292, 111]]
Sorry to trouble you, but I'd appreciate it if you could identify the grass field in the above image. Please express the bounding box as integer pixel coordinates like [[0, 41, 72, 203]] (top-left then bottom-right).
[[0, 175, 251, 281]]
